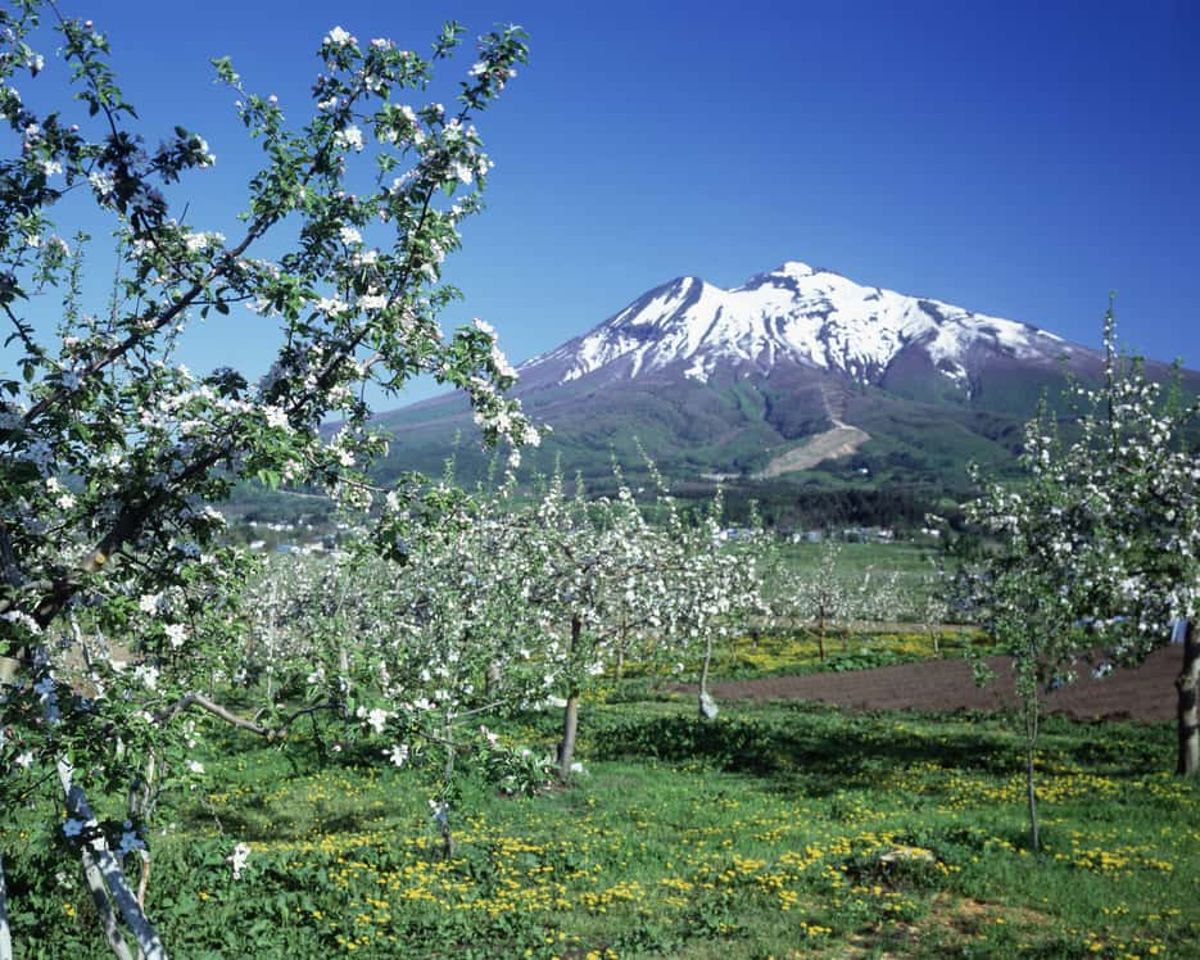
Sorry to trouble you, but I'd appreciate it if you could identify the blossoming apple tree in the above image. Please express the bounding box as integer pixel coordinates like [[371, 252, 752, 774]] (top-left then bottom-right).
[[348, 472, 558, 852], [966, 307, 1200, 851], [519, 470, 667, 778], [1029, 311, 1200, 776], [769, 540, 851, 660], [0, 4, 530, 955], [963, 411, 1084, 851], [662, 487, 764, 718], [231, 470, 559, 856]]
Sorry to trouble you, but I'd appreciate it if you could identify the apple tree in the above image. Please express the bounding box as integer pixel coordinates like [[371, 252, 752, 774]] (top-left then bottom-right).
[[0, 4, 530, 954]]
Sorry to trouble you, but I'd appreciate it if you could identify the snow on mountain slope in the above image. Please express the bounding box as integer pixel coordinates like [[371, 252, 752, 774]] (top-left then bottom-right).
[[521, 261, 1070, 394]]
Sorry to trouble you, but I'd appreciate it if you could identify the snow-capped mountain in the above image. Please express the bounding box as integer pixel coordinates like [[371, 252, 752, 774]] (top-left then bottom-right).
[[375, 260, 1193, 492], [518, 261, 1074, 397]]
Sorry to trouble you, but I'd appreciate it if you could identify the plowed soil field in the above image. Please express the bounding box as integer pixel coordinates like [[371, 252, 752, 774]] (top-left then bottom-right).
[[692, 645, 1182, 722]]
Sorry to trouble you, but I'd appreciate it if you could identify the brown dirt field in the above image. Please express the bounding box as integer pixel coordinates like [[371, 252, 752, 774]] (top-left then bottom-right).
[[687, 645, 1182, 723]]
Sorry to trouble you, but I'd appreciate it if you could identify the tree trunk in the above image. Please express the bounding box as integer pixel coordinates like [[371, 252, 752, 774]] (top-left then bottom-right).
[[58, 761, 165, 960], [126, 751, 156, 912], [337, 643, 351, 720], [80, 851, 135, 960], [556, 692, 580, 780], [698, 633, 718, 720], [1024, 699, 1040, 852], [1176, 619, 1199, 776], [42, 666, 164, 959], [0, 851, 13, 960], [816, 613, 827, 661], [440, 714, 455, 860], [0, 725, 10, 960], [265, 579, 277, 702], [556, 614, 584, 780]]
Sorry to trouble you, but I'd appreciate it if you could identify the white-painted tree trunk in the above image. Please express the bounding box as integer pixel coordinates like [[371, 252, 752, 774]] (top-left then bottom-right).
[[0, 723, 10, 960], [80, 848, 134, 960], [34, 656, 167, 958], [1177, 619, 1200, 776], [0, 851, 13, 960], [58, 761, 166, 960], [698, 632, 718, 720]]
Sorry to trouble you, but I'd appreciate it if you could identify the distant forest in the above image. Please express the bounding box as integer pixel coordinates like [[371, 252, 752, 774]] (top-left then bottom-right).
[[683, 482, 968, 532]]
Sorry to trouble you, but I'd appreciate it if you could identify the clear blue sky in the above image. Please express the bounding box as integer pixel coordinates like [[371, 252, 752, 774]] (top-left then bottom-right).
[[12, 0, 1200, 401]]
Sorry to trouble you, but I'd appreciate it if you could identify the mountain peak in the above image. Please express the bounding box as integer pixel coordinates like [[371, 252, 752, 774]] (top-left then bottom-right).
[[773, 260, 818, 277], [736, 260, 846, 293], [522, 259, 1077, 392]]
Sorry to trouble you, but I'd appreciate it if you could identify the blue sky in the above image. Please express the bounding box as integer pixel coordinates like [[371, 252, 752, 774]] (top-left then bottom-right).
[[11, 0, 1200, 401]]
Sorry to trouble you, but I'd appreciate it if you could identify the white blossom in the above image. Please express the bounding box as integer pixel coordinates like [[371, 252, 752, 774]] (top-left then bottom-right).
[[334, 125, 364, 152], [164, 623, 188, 648], [227, 842, 251, 879]]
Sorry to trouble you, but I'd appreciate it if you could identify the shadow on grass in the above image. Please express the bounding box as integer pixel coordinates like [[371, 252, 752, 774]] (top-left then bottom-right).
[[177, 796, 386, 843], [581, 704, 1168, 795]]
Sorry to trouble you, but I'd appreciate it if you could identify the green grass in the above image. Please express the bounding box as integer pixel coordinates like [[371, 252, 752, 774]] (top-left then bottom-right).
[[6, 698, 1197, 958], [778, 540, 935, 574]]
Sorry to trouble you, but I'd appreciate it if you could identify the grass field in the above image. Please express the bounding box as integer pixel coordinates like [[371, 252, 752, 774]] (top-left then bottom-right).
[[777, 541, 938, 577], [7, 688, 1196, 958]]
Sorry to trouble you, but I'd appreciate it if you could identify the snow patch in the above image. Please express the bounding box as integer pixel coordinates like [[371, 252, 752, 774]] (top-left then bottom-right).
[[683, 356, 711, 383]]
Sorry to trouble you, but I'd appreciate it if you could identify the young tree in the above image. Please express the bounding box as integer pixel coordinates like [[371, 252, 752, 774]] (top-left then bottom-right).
[[773, 540, 851, 660], [966, 304, 1200, 859], [667, 489, 764, 719], [965, 422, 1084, 851], [0, 4, 530, 954], [1046, 313, 1200, 775], [359, 471, 553, 855], [521, 469, 675, 779], [918, 559, 951, 656]]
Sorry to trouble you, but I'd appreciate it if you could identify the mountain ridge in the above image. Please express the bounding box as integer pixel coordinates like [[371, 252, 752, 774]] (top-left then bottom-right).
[[371, 260, 1195, 517], [516, 260, 1077, 400]]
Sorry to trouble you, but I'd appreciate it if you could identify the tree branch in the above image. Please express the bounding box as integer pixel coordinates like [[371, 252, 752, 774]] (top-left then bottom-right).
[[154, 692, 335, 740]]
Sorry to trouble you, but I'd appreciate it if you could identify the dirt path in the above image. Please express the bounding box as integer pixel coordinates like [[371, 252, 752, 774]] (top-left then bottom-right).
[[754, 422, 870, 478], [689, 646, 1181, 722]]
